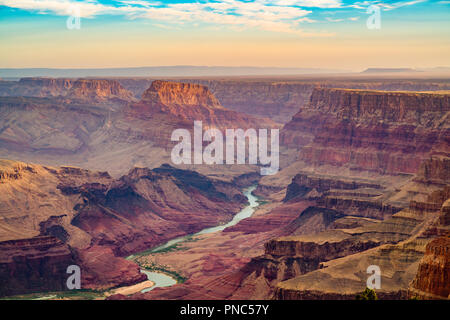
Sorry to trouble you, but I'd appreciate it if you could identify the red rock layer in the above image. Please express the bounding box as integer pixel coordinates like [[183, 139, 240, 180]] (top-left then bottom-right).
[[281, 88, 450, 174]]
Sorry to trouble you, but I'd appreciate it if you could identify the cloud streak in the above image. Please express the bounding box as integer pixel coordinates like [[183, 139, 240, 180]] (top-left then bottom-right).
[[0, 0, 429, 35]]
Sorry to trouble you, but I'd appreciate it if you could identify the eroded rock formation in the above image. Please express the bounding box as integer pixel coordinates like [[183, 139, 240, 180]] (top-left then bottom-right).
[[0, 160, 247, 296]]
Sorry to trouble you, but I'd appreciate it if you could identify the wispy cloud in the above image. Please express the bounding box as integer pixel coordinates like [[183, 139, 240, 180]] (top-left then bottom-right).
[[0, 0, 339, 36], [0, 0, 429, 36], [350, 0, 428, 11]]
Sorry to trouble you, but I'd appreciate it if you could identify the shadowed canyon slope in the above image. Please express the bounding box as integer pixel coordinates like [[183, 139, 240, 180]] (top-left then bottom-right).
[[0, 160, 247, 296]]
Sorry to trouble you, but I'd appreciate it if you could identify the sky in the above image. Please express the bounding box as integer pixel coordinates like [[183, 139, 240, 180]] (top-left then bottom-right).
[[0, 0, 449, 70]]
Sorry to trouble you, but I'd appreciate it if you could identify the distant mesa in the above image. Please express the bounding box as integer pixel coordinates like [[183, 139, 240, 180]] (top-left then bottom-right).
[[362, 68, 419, 73]]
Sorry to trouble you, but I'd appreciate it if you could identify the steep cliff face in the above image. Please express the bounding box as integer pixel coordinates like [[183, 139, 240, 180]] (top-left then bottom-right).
[[281, 88, 450, 174], [194, 79, 450, 123], [189, 80, 315, 123], [414, 156, 450, 186]]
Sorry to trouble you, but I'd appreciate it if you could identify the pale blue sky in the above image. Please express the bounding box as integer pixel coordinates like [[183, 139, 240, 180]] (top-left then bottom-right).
[[0, 1, 449, 69]]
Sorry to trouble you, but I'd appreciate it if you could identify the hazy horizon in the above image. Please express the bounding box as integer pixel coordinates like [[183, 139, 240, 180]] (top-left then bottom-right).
[[1, 0, 449, 70], [2, 65, 450, 79]]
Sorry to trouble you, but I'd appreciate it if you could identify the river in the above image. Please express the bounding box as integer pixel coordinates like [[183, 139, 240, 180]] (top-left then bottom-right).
[[127, 185, 260, 293]]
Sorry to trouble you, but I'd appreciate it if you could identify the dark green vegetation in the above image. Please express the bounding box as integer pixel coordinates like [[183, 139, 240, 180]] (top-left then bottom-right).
[[355, 288, 378, 300]]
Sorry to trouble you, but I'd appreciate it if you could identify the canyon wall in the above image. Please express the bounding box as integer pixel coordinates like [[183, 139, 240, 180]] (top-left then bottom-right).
[[281, 88, 449, 174], [3, 77, 449, 123]]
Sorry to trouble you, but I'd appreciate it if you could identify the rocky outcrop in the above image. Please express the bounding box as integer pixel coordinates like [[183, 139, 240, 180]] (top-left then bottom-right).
[[217, 155, 450, 300], [316, 197, 402, 220], [270, 182, 449, 300], [129, 80, 277, 130], [283, 173, 399, 220], [74, 246, 147, 290], [0, 79, 277, 176], [409, 236, 449, 299], [2, 77, 450, 123], [264, 238, 382, 260], [141, 80, 222, 109]]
